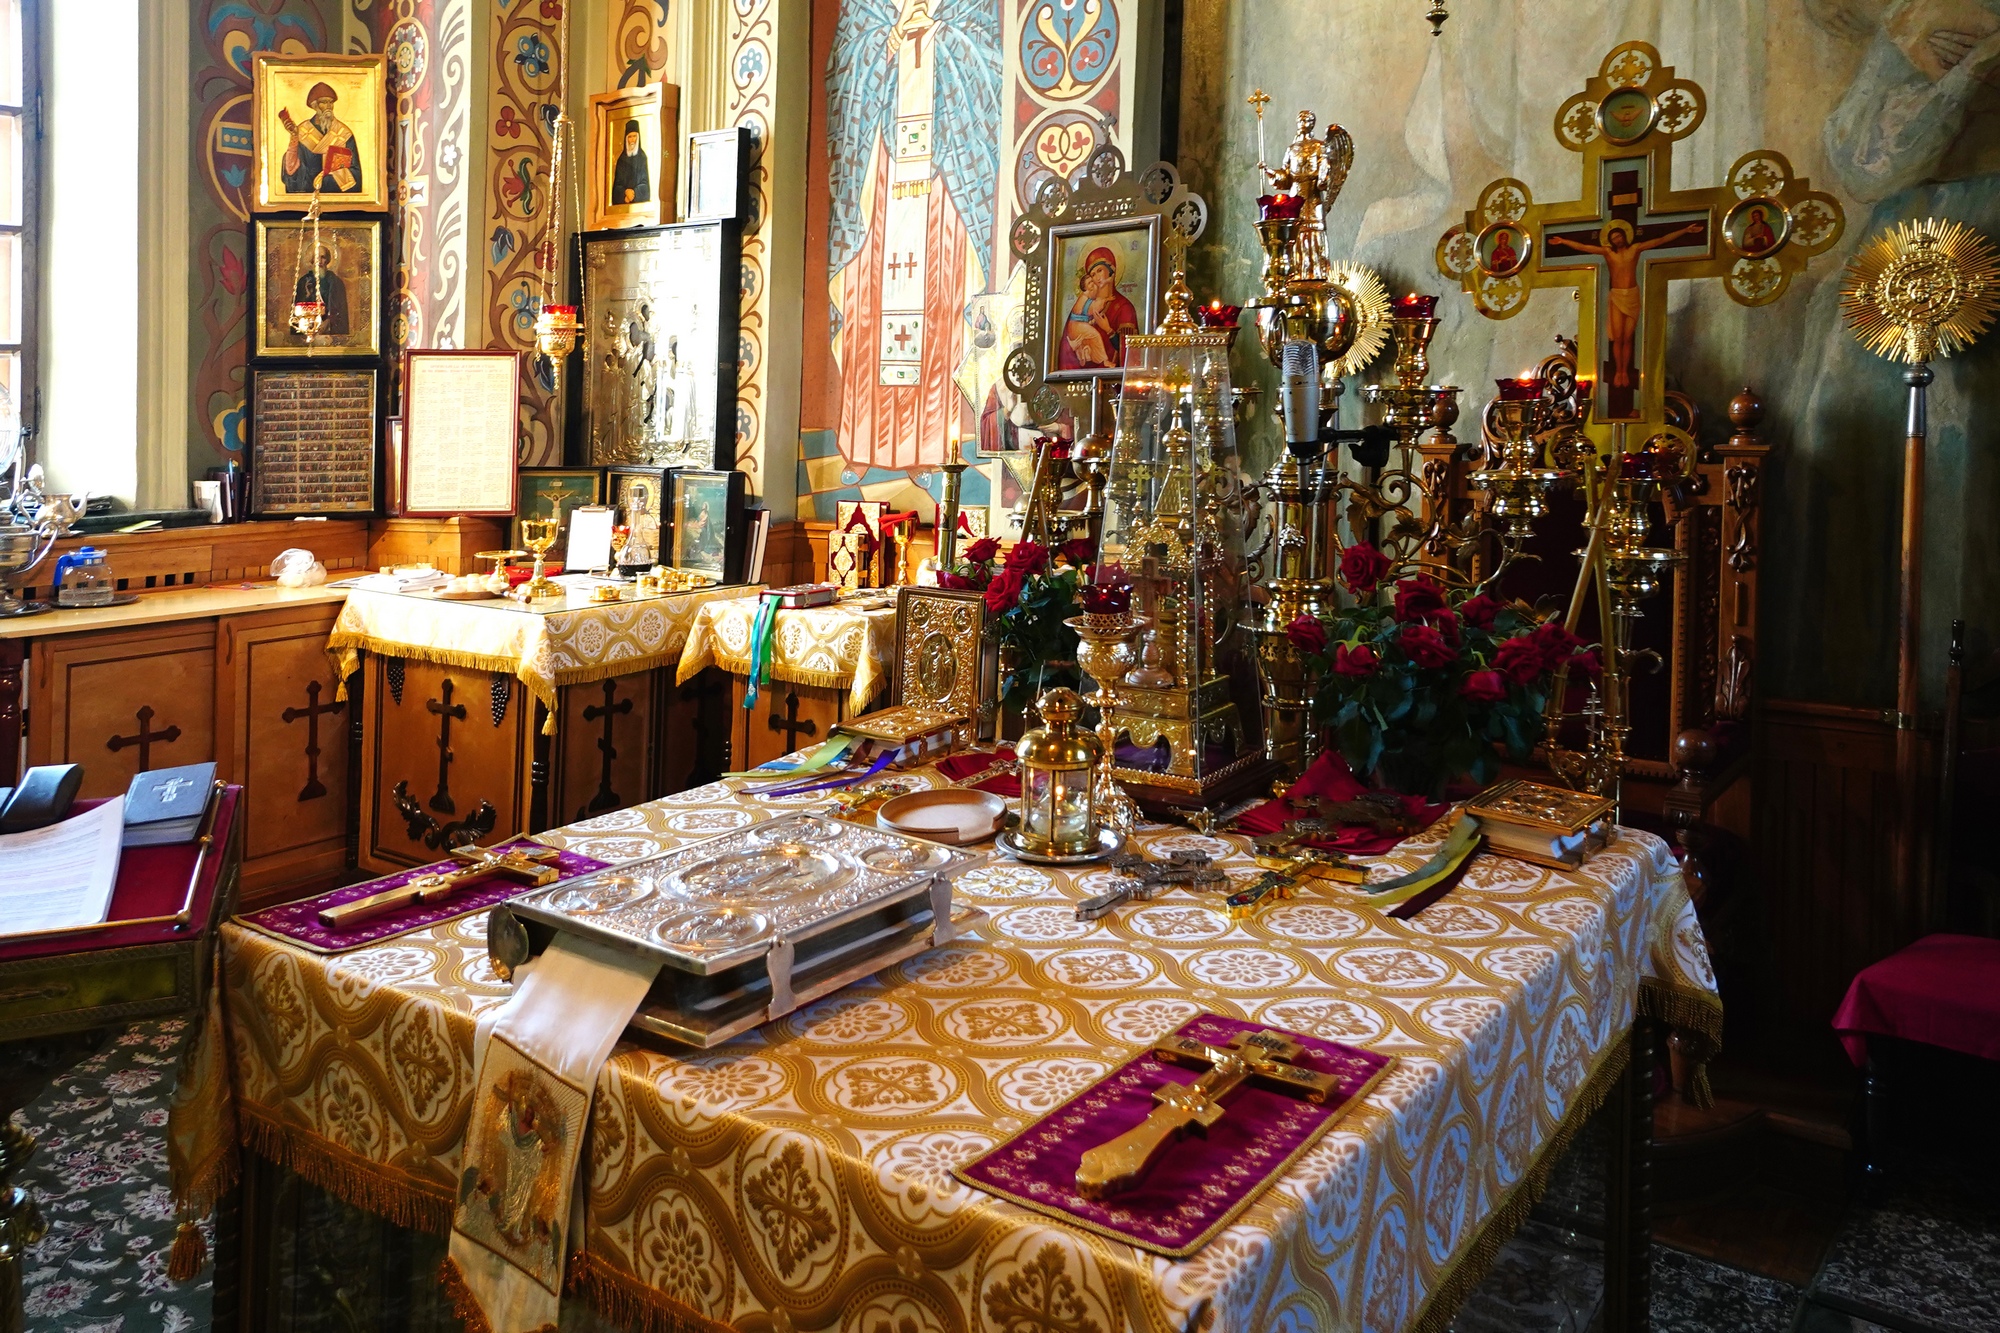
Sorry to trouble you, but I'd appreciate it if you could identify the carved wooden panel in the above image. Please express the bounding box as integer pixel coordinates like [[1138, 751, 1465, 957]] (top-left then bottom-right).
[[215, 603, 352, 905], [547, 669, 660, 825], [1756, 700, 1927, 1049], [730, 677, 849, 772], [29, 624, 218, 799], [358, 655, 531, 874]]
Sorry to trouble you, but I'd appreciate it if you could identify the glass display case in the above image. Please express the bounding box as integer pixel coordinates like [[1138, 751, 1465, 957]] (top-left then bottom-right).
[[1093, 275, 1270, 811]]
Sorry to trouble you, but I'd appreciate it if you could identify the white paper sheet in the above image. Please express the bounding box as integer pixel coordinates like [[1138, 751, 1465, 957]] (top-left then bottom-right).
[[1, 801, 126, 934], [563, 504, 616, 571]]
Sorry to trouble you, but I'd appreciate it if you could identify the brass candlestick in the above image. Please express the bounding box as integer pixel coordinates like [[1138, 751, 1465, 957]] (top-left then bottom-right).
[[935, 460, 968, 570]]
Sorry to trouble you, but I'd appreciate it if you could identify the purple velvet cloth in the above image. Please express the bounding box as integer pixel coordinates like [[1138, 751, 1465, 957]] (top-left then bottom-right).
[[955, 1012, 1392, 1257], [236, 842, 607, 954]]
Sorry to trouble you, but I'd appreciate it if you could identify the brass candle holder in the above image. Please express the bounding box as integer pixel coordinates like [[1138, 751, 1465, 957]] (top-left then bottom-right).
[[1470, 379, 1568, 537]]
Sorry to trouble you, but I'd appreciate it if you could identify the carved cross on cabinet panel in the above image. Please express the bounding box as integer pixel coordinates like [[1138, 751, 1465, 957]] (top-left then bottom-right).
[[426, 678, 468, 814], [107, 705, 182, 772], [281, 680, 345, 801], [577, 678, 634, 819], [766, 688, 818, 752]]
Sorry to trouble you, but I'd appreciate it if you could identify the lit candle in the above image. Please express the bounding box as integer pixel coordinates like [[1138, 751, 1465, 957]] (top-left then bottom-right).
[[1494, 375, 1545, 401], [1393, 293, 1438, 320]]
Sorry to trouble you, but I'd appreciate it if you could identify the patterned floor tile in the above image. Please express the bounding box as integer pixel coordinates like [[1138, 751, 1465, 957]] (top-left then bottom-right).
[[1811, 1190, 2000, 1333], [15, 1019, 211, 1333], [1650, 1245, 1800, 1332]]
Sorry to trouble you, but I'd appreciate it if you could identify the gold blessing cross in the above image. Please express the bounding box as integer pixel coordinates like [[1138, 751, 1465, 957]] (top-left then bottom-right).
[[1074, 1029, 1339, 1199], [316, 844, 563, 930]]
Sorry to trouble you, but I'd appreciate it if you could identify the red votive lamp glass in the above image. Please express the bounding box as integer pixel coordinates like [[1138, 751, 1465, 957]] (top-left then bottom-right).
[[1393, 293, 1438, 320], [1080, 580, 1131, 616], [1202, 300, 1242, 329], [1258, 194, 1305, 222], [1495, 376, 1545, 402]]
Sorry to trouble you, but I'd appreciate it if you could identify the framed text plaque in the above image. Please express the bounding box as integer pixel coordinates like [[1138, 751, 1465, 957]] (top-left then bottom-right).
[[249, 367, 378, 516], [401, 350, 520, 517]]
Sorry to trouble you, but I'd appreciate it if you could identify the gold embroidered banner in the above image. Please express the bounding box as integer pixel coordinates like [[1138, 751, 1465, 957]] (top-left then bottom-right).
[[326, 584, 749, 733], [675, 596, 898, 713], [189, 761, 1720, 1333]]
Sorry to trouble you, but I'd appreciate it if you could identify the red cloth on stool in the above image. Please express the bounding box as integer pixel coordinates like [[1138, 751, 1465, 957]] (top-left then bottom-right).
[[1232, 752, 1448, 856], [1831, 933, 2000, 1067]]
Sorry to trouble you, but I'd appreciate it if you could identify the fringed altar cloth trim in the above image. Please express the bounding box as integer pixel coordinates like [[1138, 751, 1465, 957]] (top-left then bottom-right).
[[1406, 1031, 1633, 1333], [1639, 976, 1724, 1108], [566, 1251, 737, 1333], [238, 1102, 454, 1235]]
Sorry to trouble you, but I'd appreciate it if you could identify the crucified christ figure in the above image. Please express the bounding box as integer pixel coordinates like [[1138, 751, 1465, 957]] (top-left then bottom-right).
[[1547, 220, 1702, 388]]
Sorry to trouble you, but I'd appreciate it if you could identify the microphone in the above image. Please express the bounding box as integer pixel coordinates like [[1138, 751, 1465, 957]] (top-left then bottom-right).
[[1279, 337, 1322, 457]]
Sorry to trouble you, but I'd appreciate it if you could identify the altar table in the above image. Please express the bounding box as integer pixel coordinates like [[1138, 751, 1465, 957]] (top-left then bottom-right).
[[178, 761, 1720, 1333], [676, 593, 900, 770], [327, 583, 748, 872]]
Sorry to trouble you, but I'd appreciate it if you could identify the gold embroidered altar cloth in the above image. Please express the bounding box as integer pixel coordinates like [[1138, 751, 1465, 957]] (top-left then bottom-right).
[[326, 583, 748, 732], [675, 594, 898, 713], [184, 763, 1719, 1333]]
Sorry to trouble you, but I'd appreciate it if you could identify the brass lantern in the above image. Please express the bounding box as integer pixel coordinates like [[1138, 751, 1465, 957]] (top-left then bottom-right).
[[1010, 688, 1104, 859]]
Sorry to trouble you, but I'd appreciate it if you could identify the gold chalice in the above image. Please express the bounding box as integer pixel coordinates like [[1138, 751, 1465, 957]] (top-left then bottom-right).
[[513, 521, 563, 603]]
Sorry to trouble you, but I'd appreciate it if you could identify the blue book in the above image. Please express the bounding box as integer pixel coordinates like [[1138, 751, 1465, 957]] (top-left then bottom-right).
[[122, 762, 217, 846]]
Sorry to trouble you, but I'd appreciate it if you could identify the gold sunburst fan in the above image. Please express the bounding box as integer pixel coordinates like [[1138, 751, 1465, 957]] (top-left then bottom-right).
[[1840, 217, 2000, 364], [1326, 261, 1392, 377]]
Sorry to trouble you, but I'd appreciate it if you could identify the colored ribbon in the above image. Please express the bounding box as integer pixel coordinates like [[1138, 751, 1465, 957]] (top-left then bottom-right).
[[1357, 815, 1484, 910], [754, 749, 894, 798], [725, 734, 858, 781], [742, 595, 780, 709]]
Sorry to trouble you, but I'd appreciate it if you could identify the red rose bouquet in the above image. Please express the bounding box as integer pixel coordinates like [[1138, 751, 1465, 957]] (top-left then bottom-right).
[[938, 535, 1092, 707], [1290, 543, 1595, 797]]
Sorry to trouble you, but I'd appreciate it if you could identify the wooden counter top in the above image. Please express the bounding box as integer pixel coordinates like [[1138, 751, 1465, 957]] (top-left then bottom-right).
[[0, 583, 349, 639]]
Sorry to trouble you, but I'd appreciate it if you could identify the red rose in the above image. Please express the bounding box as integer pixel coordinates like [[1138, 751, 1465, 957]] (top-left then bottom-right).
[[1460, 669, 1508, 703], [1530, 620, 1582, 670], [1567, 649, 1603, 677], [1004, 540, 1048, 575], [1459, 594, 1501, 629], [1400, 623, 1456, 669], [1433, 609, 1461, 644], [1058, 538, 1097, 567], [1333, 643, 1378, 677], [1339, 543, 1392, 594], [1492, 636, 1543, 684], [983, 568, 1024, 613], [1286, 614, 1328, 656], [963, 536, 1001, 565], [935, 571, 975, 591], [1393, 576, 1449, 623]]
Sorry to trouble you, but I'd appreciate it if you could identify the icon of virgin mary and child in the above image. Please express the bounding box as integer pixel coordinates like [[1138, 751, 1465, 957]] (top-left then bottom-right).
[[1058, 245, 1140, 371]]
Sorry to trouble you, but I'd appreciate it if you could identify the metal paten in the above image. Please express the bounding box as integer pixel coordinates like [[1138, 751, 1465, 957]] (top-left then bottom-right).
[[487, 812, 975, 1048]]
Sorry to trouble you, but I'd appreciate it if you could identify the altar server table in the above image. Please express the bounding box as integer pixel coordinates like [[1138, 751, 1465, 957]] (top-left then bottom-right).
[[325, 583, 749, 872], [676, 593, 901, 770], [174, 759, 1720, 1333]]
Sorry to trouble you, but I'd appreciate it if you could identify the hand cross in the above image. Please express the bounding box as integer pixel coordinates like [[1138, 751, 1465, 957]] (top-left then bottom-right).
[[1074, 1029, 1339, 1198]]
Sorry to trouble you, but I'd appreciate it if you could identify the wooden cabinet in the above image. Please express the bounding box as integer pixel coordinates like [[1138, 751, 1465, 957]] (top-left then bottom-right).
[[9, 589, 357, 909], [215, 603, 352, 904], [728, 677, 862, 772], [28, 624, 218, 799], [358, 657, 534, 874]]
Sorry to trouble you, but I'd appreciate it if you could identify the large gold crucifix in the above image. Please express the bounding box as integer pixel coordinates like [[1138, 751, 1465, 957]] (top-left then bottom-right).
[[1436, 42, 1844, 432]]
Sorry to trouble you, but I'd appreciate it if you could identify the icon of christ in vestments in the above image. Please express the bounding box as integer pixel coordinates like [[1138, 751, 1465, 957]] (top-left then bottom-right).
[[1547, 218, 1702, 389], [825, 0, 1002, 472], [279, 83, 363, 196]]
